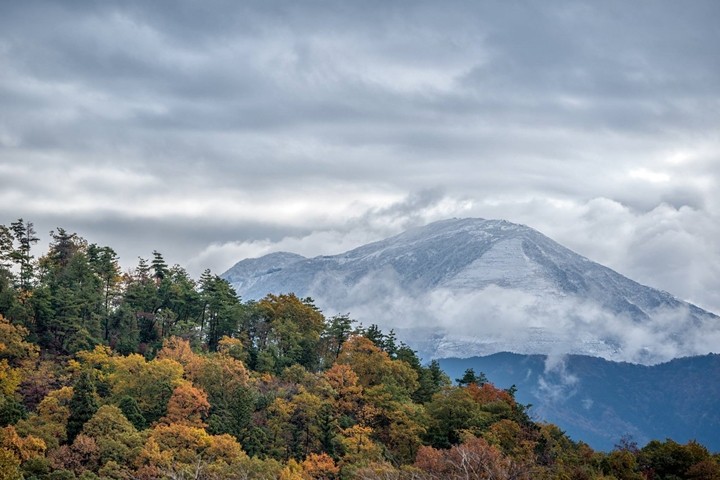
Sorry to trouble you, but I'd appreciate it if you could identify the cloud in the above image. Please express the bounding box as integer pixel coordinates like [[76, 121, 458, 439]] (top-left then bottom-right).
[[299, 269, 720, 364], [0, 0, 718, 329]]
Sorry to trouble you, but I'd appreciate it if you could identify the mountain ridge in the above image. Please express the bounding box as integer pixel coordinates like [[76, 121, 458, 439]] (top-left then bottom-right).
[[438, 352, 720, 451], [222, 218, 719, 364]]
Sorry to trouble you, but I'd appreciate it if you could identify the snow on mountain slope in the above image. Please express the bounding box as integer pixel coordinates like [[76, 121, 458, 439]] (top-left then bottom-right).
[[222, 218, 719, 364]]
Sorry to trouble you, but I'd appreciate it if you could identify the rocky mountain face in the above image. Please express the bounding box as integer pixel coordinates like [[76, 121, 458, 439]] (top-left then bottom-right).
[[223, 218, 719, 364]]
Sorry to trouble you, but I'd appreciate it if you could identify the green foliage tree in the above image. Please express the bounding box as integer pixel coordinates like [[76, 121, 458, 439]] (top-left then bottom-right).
[[9, 219, 39, 291], [86, 245, 120, 341], [117, 396, 146, 431], [32, 230, 104, 353], [456, 367, 488, 386], [321, 314, 355, 365], [66, 371, 98, 443], [199, 274, 243, 351]]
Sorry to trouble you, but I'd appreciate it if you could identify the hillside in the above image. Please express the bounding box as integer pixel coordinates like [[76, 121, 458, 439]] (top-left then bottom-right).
[[1, 219, 718, 479]]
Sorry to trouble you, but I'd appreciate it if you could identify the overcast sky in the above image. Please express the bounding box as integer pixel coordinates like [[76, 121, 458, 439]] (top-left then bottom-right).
[[1, 0, 719, 313]]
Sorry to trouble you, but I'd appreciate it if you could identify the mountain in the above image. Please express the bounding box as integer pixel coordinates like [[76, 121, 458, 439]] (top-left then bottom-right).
[[222, 218, 719, 364], [438, 353, 720, 451]]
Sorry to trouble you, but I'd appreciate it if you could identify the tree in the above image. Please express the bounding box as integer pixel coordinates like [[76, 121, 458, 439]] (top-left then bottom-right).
[[322, 314, 355, 365], [9, 219, 39, 291], [339, 425, 383, 469], [108, 354, 184, 425], [160, 383, 210, 428], [33, 230, 104, 353], [67, 371, 99, 443], [200, 275, 244, 351], [424, 387, 489, 448], [638, 439, 714, 480], [86, 244, 121, 341], [301, 452, 339, 479], [414, 436, 524, 480], [456, 368, 487, 387], [118, 396, 146, 431], [415, 360, 450, 404], [336, 336, 418, 397], [82, 405, 144, 472], [14, 386, 73, 450], [255, 294, 326, 373], [150, 251, 169, 283], [324, 363, 362, 417]]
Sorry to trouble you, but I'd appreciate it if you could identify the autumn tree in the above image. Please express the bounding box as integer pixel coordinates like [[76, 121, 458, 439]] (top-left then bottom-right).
[[160, 383, 210, 428], [81, 404, 143, 468], [15, 386, 73, 450], [108, 354, 184, 425], [414, 435, 528, 480], [254, 294, 326, 373]]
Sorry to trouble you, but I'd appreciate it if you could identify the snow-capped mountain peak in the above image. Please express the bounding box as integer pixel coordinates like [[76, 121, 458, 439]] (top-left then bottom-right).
[[222, 218, 719, 364]]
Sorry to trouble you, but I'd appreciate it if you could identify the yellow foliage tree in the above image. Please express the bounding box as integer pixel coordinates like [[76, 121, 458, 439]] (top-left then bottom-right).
[[336, 336, 418, 396], [0, 447, 21, 480], [15, 386, 73, 449], [0, 315, 38, 366], [108, 354, 184, 425], [339, 425, 383, 468], [156, 336, 198, 369], [323, 363, 362, 416], [301, 452, 339, 479], [0, 426, 45, 462]]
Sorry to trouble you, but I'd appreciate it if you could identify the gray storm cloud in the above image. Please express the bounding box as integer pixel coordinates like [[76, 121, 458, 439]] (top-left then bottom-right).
[[0, 1, 718, 318]]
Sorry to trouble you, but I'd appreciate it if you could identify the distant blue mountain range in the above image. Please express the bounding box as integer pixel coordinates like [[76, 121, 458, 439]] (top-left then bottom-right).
[[438, 352, 720, 452]]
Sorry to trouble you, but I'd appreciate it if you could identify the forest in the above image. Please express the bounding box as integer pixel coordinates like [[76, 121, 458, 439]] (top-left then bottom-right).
[[0, 219, 718, 480]]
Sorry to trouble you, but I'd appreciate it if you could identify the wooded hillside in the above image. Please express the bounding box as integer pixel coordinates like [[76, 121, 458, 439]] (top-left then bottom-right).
[[0, 220, 717, 479]]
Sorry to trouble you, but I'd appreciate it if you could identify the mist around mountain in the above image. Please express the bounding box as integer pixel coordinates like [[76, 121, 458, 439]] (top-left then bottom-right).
[[439, 352, 720, 452], [223, 218, 720, 365]]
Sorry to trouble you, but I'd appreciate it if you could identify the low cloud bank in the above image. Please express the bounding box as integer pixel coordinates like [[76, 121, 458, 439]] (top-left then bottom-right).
[[309, 271, 720, 364]]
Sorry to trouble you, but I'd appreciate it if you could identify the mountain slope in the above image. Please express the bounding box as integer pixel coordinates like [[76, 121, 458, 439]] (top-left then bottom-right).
[[438, 353, 720, 451], [222, 218, 719, 364]]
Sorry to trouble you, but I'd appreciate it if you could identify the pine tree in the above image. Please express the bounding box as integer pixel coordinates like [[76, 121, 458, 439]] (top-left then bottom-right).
[[118, 395, 147, 430], [67, 370, 99, 442], [9, 219, 39, 290], [151, 251, 169, 283], [87, 244, 121, 340], [456, 368, 487, 386]]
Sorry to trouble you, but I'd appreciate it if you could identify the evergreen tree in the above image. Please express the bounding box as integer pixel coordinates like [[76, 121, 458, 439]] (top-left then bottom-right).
[[87, 244, 121, 340], [0, 225, 13, 272], [118, 395, 147, 430], [456, 368, 487, 386], [67, 370, 99, 442], [151, 250, 169, 283], [322, 314, 354, 365], [9, 219, 39, 290], [201, 275, 243, 351], [33, 230, 103, 353]]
